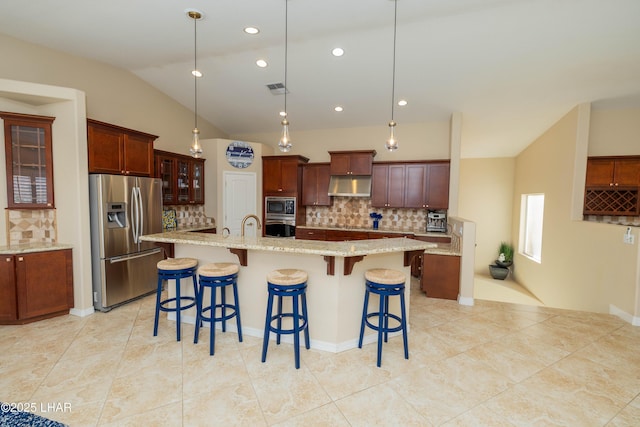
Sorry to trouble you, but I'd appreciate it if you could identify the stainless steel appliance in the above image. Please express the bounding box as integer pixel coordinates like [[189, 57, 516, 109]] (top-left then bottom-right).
[[427, 210, 447, 232], [89, 174, 164, 311], [265, 196, 296, 237]]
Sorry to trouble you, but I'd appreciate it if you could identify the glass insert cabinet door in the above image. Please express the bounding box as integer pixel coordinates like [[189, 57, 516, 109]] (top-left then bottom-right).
[[1, 112, 56, 209], [177, 159, 190, 203], [191, 160, 204, 204]]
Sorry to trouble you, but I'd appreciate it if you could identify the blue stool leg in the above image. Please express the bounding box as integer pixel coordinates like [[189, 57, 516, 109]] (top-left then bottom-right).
[[210, 282, 217, 356], [293, 292, 300, 369], [276, 295, 283, 345], [220, 285, 227, 333], [301, 291, 310, 349], [193, 279, 202, 344], [261, 289, 274, 363], [358, 287, 370, 348], [153, 276, 163, 337], [175, 278, 182, 342], [376, 292, 385, 367], [383, 295, 390, 343], [400, 290, 409, 360], [233, 281, 243, 342]]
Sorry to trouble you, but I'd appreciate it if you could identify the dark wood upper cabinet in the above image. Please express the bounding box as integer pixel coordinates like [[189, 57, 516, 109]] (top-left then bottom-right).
[[371, 160, 450, 210], [1, 112, 56, 209], [302, 163, 331, 206], [154, 149, 205, 205], [586, 156, 640, 187], [87, 119, 156, 177], [404, 162, 450, 209], [262, 155, 309, 195], [329, 150, 376, 175], [371, 163, 406, 208]]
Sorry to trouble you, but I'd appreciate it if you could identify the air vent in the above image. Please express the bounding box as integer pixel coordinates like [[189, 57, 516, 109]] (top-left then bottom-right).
[[266, 82, 288, 95]]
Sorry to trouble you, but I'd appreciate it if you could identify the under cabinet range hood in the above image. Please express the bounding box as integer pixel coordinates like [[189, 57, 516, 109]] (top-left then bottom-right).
[[328, 175, 372, 197]]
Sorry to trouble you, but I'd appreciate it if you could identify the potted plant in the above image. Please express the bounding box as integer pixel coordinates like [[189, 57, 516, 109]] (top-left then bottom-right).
[[496, 241, 514, 267], [489, 241, 513, 280]]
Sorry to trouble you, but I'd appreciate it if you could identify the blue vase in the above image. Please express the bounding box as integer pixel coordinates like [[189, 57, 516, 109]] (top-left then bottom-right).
[[373, 220, 379, 230]]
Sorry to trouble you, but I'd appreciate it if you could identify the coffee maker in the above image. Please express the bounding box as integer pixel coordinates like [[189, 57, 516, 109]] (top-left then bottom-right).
[[426, 210, 447, 232]]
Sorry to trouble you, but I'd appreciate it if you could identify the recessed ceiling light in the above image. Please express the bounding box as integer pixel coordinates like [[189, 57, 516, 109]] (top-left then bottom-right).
[[331, 47, 344, 57], [244, 27, 260, 35], [192, 70, 202, 77], [256, 59, 268, 68], [398, 99, 408, 106], [334, 106, 344, 112]]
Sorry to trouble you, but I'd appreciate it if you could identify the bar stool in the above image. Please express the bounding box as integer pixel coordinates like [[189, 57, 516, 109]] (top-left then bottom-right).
[[153, 257, 198, 342], [193, 262, 242, 356], [261, 269, 310, 369], [358, 268, 408, 367]]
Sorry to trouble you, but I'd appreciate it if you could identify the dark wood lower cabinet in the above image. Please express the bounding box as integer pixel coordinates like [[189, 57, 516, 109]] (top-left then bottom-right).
[[421, 253, 460, 300], [1, 249, 74, 324]]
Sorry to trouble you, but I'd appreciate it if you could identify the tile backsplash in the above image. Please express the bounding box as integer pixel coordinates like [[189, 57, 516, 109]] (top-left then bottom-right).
[[6, 209, 57, 245], [304, 197, 430, 232], [165, 205, 215, 229]]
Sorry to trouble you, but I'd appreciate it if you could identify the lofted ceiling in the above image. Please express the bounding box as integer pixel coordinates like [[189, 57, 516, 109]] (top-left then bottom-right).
[[1, 0, 639, 158]]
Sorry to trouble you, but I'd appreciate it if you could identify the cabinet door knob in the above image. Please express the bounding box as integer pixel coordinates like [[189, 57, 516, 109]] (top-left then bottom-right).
[[5, 257, 11, 262], [18, 257, 23, 262]]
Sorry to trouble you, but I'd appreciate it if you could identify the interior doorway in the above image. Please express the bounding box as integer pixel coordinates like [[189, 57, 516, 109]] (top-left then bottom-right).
[[223, 171, 257, 236]]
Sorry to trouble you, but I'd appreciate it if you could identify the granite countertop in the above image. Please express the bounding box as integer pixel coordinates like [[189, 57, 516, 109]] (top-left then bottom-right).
[[0, 242, 73, 255], [295, 225, 458, 256], [141, 230, 436, 257], [298, 224, 449, 238]]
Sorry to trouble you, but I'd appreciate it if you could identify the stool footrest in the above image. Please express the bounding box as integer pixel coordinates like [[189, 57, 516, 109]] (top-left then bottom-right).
[[267, 313, 308, 335], [158, 296, 196, 313], [364, 312, 403, 334], [199, 304, 239, 323]]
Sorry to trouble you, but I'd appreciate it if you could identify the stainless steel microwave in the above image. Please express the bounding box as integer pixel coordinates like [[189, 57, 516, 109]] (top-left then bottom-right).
[[265, 196, 296, 219]]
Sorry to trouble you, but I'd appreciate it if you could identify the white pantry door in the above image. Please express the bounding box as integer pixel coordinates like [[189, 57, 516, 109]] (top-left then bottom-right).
[[223, 171, 257, 236]]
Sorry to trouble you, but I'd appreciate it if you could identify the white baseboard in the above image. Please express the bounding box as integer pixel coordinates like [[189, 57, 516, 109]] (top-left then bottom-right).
[[458, 295, 474, 306], [609, 304, 640, 326], [69, 306, 95, 317]]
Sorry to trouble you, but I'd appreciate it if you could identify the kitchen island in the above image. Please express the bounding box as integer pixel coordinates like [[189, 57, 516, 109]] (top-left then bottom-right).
[[141, 231, 436, 352]]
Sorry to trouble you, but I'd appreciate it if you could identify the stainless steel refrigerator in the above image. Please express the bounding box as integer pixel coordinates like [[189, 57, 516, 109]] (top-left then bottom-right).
[[89, 174, 164, 311]]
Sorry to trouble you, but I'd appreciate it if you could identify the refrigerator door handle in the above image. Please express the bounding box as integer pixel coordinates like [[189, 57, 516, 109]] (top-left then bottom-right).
[[130, 187, 137, 243], [137, 186, 144, 238], [108, 248, 162, 264]]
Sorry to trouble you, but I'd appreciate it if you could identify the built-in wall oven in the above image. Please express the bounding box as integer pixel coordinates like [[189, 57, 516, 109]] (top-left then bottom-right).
[[265, 196, 296, 238]]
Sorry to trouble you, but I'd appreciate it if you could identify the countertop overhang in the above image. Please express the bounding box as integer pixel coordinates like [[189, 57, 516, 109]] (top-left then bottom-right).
[[140, 231, 436, 275], [141, 231, 435, 257]]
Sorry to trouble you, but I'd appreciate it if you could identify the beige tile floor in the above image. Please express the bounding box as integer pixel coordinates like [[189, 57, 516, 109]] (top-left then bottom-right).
[[2, 278, 640, 426]]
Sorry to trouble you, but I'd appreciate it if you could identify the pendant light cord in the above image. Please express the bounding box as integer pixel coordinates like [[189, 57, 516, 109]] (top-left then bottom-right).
[[194, 15, 198, 129], [284, 0, 288, 116], [390, 0, 397, 122]]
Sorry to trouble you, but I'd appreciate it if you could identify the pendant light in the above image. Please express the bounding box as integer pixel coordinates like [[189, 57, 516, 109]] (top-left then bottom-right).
[[188, 9, 203, 158], [278, 0, 292, 152], [385, 0, 399, 152]]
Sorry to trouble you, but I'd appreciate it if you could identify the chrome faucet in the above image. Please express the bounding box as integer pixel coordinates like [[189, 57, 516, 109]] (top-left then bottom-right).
[[241, 214, 262, 237]]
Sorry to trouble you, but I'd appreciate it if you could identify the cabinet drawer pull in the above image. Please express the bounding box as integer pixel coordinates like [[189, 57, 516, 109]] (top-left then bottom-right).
[[5, 257, 11, 262], [18, 257, 23, 262]]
